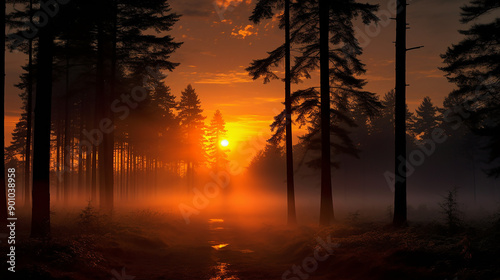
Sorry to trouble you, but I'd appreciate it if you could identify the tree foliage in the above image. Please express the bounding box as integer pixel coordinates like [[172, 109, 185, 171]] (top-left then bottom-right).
[[441, 0, 500, 176]]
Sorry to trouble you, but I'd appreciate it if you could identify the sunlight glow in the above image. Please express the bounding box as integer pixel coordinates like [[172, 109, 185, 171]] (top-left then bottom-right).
[[220, 139, 229, 147]]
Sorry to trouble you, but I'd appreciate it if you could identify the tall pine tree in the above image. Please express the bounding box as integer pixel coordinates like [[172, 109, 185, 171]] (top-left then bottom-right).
[[206, 110, 229, 170], [178, 85, 206, 189], [414, 96, 440, 141], [441, 0, 500, 176]]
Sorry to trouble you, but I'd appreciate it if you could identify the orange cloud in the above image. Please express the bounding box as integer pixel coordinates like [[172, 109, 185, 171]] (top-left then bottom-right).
[[195, 71, 253, 84], [215, 0, 250, 9], [231, 25, 257, 39]]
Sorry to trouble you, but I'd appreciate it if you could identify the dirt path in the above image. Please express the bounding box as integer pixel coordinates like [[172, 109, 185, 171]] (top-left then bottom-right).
[[95, 216, 285, 280]]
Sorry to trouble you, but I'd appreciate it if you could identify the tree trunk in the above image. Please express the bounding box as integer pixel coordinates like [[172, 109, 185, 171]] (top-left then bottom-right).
[[31, 16, 54, 238], [56, 115, 62, 201], [24, 0, 34, 207], [78, 101, 84, 199], [63, 40, 71, 206], [393, 0, 407, 227], [284, 0, 297, 226], [97, 0, 115, 213], [319, 0, 334, 226], [0, 0, 7, 230]]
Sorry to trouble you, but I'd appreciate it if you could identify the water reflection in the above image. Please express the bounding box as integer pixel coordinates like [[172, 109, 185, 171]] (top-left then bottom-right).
[[211, 243, 229, 250], [210, 262, 239, 280], [208, 218, 240, 280]]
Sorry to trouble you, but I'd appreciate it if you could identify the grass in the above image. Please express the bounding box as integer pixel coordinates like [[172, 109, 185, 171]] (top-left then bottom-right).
[[1, 207, 500, 280]]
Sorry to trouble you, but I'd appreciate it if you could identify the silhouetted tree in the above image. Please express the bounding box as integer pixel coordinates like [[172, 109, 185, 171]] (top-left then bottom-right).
[[0, 0, 7, 230], [441, 0, 500, 176], [414, 96, 440, 141], [250, 0, 380, 226], [178, 85, 206, 189], [250, 0, 297, 226], [393, 0, 407, 227], [318, 0, 332, 226], [372, 91, 415, 136], [206, 110, 229, 170], [31, 5, 54, 238]]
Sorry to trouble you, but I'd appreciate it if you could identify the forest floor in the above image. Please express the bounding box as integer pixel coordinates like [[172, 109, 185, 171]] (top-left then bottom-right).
[[1, 207, 500, 280]]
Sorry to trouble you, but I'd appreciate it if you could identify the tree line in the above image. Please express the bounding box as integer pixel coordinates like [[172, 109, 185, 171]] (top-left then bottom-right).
[[247, 0, 499, 226], [1, 0, 228, 238]]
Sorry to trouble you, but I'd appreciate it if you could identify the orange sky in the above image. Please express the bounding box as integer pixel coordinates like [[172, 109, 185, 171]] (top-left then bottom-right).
[[4, 0, 473, 168]]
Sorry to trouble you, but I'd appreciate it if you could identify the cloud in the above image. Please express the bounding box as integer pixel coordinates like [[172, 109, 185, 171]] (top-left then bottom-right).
[[362, 74, 393, 82], [170, 0, 214, 18], [411, 69, 444, 78], [253, 97, 282, 103], [215, 0, 251, 9], [231, 25, 257, 39], [195, 71, 253, 84], [200, 51, 217, 57]]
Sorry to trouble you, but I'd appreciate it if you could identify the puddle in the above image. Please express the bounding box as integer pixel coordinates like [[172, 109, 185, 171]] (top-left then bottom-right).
[[239, 249, 254, 253], [211, 243, 229, 250], [209, 262, 239, 280], [208, 218, 240, 279]]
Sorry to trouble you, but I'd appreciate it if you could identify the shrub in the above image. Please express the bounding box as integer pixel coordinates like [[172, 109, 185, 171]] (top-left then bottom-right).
[[439, 188, 463, 233]]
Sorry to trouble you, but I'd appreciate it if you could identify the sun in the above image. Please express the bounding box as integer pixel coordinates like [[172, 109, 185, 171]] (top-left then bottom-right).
[[220, 139, 229, 147]]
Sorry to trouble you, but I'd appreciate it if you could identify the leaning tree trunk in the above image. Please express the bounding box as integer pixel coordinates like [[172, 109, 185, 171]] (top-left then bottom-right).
[[393, 0, 407, 227], [284, 0, 297, 226], [31, 16, 54, 239], [319, 0, 334, 226]]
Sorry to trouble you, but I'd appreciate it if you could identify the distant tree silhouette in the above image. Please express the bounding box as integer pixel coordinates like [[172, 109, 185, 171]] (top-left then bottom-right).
[[206, 110, 229, 170], [6, 107, 28, 160], [441, 0, 500, 176], [414, 97, 440, 141], [178, 85, 206, 189], [247, 143, 286, 191], [372, 91, 415, 134]]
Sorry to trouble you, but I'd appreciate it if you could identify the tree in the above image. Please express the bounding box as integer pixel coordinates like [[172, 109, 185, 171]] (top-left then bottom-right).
[[441, 0, 500, 176], [250, 0, 380, 226], [1, 0, 7, 231], [249, 0, 297, 225], [393, 0, 407, 227], [30, 4, 55, 238], [206, 110, 229, 170], [95, 0, 116, 213], [178, 84, 206, 189], [414, 96, 440, 140], [318, 0, 332, 226]]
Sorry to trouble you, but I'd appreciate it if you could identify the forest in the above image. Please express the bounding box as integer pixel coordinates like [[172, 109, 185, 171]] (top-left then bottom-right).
[[0, 0, 499, 279]]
